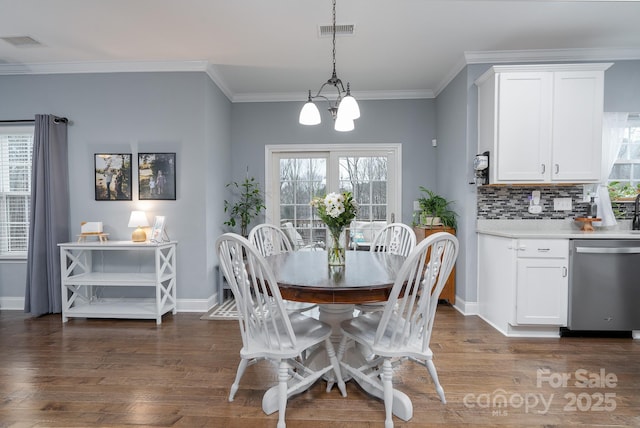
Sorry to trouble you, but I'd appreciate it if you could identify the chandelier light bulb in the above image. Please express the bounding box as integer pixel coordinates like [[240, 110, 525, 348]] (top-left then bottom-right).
[[299, 97, 321, 125], [337, 93, 360, 120], [334, 115, 354, 132]]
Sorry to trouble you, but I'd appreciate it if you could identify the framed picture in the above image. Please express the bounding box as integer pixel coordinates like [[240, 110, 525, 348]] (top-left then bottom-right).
[[138, 153, 176, 200], [150, 216, 167, 243], [94, 153, 132, 201]]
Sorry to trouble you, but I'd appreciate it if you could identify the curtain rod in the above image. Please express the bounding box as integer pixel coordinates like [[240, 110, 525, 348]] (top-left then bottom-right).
[[0, 116, 69, 124]]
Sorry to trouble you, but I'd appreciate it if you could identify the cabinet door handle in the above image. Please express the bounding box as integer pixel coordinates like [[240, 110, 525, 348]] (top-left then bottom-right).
[[562, 266, 567, 277], [537, 248, 550, 252], [541, 164, 546, 174], [555, 164, 560, 174]]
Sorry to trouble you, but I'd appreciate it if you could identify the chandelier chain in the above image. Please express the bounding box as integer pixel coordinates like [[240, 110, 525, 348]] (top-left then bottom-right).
[[332, 0, 337, 76]]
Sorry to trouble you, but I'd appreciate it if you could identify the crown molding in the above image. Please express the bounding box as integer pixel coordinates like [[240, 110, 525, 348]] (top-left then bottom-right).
[[0, 60, 209, 75], [231, 88, 434, 103], [432, 47, 640, 97], [464, 47, 640, 64], [2, 48, 640, 102]]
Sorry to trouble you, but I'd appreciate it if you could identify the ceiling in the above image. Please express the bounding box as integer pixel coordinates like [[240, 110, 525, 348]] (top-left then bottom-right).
[[1, 0, 640, 102]]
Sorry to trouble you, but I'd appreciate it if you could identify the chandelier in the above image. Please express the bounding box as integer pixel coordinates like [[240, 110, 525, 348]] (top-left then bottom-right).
[[298, 0, 360, 132]]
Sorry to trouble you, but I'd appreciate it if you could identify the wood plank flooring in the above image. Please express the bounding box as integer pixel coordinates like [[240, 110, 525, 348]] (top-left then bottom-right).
[[1, 305, 639, 427]]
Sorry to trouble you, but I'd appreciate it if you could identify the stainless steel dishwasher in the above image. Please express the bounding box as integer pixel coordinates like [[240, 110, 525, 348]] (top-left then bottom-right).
[[568, 239, 640, 332]]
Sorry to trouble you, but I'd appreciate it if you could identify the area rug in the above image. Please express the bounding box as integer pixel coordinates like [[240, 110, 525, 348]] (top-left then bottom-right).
[[200, 299, 238, 320]]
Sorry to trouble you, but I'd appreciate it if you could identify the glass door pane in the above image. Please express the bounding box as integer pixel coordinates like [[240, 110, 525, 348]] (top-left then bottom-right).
[[279, 156, 327, 247], [338, 156, 388, 221]]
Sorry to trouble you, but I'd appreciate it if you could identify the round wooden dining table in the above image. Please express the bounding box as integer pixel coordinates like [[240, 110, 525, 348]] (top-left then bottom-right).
[[266, 249, 406, 304], [265, 249, 415, 422]]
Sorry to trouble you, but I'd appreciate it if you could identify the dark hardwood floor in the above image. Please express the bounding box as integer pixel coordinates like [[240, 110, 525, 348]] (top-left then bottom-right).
[[1, 305, 639, 427]]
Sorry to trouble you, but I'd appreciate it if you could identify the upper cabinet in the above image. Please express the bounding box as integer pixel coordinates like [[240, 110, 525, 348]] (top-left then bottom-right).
[[476, 63, 612, 184]]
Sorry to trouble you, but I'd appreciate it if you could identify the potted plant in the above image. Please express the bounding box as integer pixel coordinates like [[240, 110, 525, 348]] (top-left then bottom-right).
[[224, 175, 266, 237], [417, 186, 457, 230]]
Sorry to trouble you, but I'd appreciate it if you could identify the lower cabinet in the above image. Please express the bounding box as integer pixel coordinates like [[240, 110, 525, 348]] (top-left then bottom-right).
[[478, 235, 568, 337], [516, 240, 569, 325]]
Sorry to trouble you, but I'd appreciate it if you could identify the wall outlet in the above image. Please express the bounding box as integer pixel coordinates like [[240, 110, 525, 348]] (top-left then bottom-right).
[[413, 200, 421, 211], [553, 198, 572, 211]]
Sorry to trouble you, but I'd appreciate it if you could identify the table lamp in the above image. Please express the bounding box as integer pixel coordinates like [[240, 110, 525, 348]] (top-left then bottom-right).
[[128, 210, 149, 242]]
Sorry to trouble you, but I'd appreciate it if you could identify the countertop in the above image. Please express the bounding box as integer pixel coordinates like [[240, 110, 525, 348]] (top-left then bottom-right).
[[477, 219, 640, 239]]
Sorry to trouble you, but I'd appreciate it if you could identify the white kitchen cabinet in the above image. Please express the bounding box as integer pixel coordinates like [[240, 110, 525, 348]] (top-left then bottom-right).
[[58, 240, 177, 324], [476, 63, 612, 184], [515, 239, 569, 326], [477, 234, 569, 336]]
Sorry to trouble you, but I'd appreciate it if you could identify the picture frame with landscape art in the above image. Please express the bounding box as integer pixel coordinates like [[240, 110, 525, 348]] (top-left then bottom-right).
[[138, 153, 176, 200], [94, 153, 132, 201]]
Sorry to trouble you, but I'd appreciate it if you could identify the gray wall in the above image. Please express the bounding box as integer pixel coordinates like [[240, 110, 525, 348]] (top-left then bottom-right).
[[2, 58, 640, 312], [434, 68, 477, 304], [230, 99, 438, 226], [0, 72, 231, 309]]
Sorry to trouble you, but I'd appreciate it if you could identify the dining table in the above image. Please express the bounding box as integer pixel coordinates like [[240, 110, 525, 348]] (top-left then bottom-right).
[[264, 249, 416, 422]]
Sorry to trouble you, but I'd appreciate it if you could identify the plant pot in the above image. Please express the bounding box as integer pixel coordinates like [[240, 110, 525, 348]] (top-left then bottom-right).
[[420, 214, 442, 227]]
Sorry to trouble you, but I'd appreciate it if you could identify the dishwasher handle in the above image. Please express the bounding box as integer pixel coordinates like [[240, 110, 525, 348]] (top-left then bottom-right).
[[575, 246, 640, 254]]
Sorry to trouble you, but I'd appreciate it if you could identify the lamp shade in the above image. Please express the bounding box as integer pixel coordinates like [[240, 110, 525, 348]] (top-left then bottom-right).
[[334, 115, 354, 132], [128, 211, 149, 228], [337, 95, 360, 120], [128, 211, 149, 242], [299, 101, 321, 125]]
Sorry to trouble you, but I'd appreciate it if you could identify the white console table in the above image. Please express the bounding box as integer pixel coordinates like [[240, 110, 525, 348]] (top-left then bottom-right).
[[58, 240, 177, 324]]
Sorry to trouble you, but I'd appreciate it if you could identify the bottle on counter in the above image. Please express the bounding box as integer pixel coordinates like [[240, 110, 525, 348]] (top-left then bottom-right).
[[586, 196, 597, 218]]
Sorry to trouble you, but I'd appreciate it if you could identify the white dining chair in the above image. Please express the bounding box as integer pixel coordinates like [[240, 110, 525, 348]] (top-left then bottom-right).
[[338, 232, 458, 428], [369, 222, 416, 257], [356, 222, 416, 313], [248, 224, 317, 314], [216, 233, 346, 428], [249, 223, 294, 256]]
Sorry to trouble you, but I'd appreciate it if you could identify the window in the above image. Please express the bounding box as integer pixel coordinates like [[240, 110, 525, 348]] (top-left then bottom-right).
[[0, 125, 34, 257], [608, 114, 640, 199], [266, 144, 401, 247]]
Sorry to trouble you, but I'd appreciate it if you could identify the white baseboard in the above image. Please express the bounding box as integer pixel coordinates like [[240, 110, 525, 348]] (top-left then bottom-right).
[[1, 295, 219, 313], [452, 296, 478, 316], [0, 297, 24, 310]]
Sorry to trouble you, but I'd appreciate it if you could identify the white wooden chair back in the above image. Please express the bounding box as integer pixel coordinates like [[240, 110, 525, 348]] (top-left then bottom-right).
[[375, 232, 458, 353], [249, 223, 293, 257], [370, 222, 416, 258], [216, 233, 297, 352]]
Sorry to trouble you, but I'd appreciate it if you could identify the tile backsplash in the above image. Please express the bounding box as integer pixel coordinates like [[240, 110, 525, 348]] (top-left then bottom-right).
[[477, 185, 636, 220]]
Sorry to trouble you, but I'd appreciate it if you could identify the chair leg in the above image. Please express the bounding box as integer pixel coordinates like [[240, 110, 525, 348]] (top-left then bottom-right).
[[229, 358, 249, 402], [324, 338, 347, 396], [426, 359, 446, 404], [277, 360, 289, 428], [381, 359, 394, 428]]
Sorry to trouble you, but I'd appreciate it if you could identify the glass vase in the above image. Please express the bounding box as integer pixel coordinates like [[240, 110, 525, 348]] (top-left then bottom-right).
[[327, 227, 346, 266]]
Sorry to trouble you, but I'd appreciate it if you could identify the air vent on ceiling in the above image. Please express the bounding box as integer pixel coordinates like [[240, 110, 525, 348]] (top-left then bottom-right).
[[319, 24, 355, 37], [0, 36, 42, 47]]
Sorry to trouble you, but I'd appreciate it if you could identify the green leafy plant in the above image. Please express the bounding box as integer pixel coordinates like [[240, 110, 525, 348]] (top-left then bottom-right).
[[224, 176, 266, 237], [608, 181, 640, 201], [417, 186, 457, 230]]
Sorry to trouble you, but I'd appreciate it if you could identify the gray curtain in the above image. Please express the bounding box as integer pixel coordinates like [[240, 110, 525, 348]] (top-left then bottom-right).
[[24, 114, 70, 316]]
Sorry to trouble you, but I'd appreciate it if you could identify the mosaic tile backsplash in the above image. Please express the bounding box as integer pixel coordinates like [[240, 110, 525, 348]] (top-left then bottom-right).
[[477, 185, 635, 220]]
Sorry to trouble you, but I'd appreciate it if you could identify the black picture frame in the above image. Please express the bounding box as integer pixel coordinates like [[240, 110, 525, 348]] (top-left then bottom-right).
[[138, 153, 176, 200], [94, 153, 132, 201]]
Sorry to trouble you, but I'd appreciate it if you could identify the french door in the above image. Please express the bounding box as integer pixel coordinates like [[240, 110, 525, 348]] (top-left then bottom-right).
[[265, 144, 401, 247]]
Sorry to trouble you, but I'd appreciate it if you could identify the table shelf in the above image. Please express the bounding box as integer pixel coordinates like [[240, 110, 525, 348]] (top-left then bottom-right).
[[63, 299, 175, 320], [58, 241, 177, 324], [64, 272, 172, 286]]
